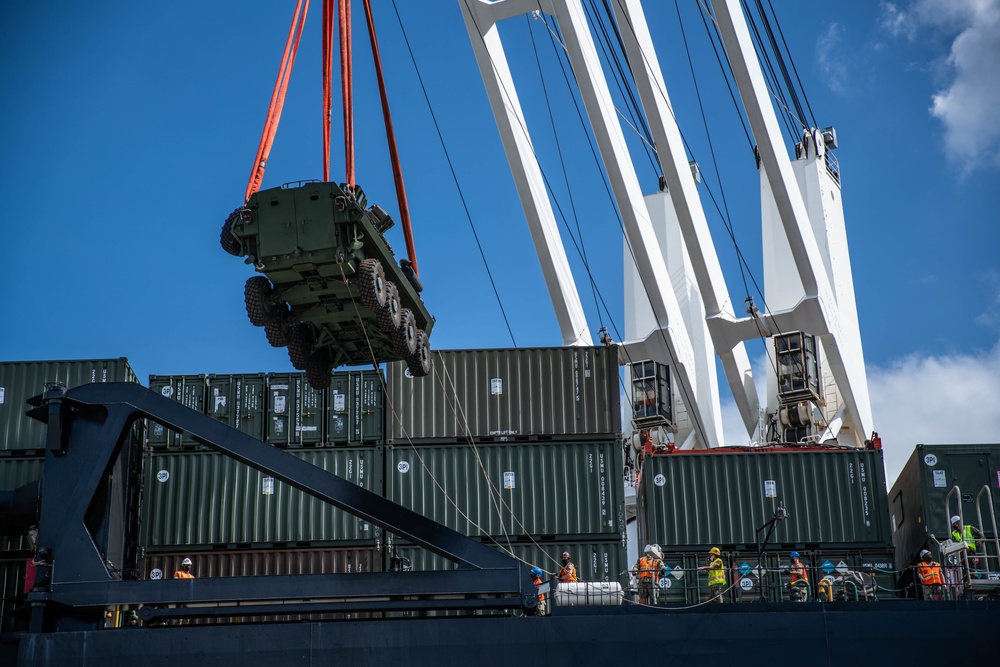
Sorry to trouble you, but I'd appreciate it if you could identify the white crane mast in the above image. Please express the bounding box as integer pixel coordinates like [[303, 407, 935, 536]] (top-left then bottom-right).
[[461, 0, 873, 448]]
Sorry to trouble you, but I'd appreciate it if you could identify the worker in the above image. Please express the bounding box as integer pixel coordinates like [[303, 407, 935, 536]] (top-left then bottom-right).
[[788, 551, 808, 601], [698, 547, 725, 603], [631, 544, 666, 604], [173, 557, 195, 579], [557, 551, 578, 583], [530, 566, 547, 614], [951, 515, 984, 554], [916, 549, 944, 601]]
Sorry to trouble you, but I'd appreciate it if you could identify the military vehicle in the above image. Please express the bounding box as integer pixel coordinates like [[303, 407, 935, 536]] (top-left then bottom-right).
[[221, 180, 433, 388]]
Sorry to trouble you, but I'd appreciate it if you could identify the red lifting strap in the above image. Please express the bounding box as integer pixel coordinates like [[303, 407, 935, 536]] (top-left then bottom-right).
[[339, 0, 355, 188], [362, 0, 418, 273], [245, 0, 311, 203]]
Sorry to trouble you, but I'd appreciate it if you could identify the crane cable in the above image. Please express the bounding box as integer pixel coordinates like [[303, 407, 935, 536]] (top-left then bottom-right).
[[245, 0, 310, 203]]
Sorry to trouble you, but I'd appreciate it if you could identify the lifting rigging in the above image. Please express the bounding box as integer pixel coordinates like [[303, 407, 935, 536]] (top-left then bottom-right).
[[221, 0, 433, 387]]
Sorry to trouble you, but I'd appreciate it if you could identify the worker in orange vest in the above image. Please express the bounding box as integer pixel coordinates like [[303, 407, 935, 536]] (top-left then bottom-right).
[[557, 552, 578, 583], [530, 566, 547, 614], [916, 549, 943, 600], [173, 557, 195, 579], [631, 544, 665, 604]]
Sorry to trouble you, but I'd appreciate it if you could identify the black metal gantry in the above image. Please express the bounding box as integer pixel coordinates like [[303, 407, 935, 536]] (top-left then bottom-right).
[[22, 382, 536, 631]]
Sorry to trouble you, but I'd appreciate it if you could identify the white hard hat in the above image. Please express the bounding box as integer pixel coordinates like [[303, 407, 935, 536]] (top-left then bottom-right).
[[920, 549, 931, 558], [650, 544, 663, 559], [951, 515, 961, 524], [181, 557, 193, 566]]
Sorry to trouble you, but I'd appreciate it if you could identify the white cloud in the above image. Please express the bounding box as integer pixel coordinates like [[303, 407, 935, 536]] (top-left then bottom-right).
[[879, 0, 1000, 171], [816, 24, 849, 94], [869, 341, 1000, 488]]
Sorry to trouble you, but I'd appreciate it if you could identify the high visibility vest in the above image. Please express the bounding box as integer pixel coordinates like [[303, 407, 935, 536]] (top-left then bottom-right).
[[952, 525, 978, 552], [635, 556, 662, 581], [917, 561, 943, 586], [791, 561, 808, 584], [173, 570, 195, 579], [532, 574, 546, 601], [707, 558, 725, 587], [558, 563, 577, 583]]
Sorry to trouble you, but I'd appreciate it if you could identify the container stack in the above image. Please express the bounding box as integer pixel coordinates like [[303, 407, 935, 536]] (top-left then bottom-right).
[[889, 443, 1000, 598], [0, 358, 142, 631], [383, 346, 627, 591], [636, 447, 896, 603], [138, 369, 387, 593]]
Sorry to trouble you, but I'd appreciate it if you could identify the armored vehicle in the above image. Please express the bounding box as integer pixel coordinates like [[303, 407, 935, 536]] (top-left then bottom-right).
[[221, 181, 433, 388]]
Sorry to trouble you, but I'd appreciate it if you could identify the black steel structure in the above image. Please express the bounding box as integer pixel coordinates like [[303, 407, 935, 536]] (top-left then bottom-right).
[[18, 382, 535, 634]]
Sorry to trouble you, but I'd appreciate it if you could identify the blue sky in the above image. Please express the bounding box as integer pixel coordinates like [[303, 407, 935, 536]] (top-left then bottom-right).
[[1, 1, 998, 484]]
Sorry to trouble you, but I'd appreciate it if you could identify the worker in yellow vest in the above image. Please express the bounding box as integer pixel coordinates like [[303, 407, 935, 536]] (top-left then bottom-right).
[[698, 547, 726, 603]]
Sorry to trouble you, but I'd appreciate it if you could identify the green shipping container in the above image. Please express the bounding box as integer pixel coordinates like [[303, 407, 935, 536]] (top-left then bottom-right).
[[207, 373, 267, 441], [0, 358, 137, 452], [267, 373, 324, 447], [386, 347, 621, 444], [889, 443, 1000, 573], [328, 370, 384, 445], [385, 441, 625, 539], [0, 456, 45, 553], [147, 375, 207, 449], [638, 448, 892, 550], [140, 448, 382, 549]]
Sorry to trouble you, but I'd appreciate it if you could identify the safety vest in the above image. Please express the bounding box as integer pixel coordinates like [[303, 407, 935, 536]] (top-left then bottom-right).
[[790, 561, 809, 584], [952, 525, 978, 552], [532, 574, 546, 601], [707, 558, 725, 587], [636, 556, 662, 582], [558, 563, 577, 583], [173, 570, 195, 579], [917, 561, 943, 586]]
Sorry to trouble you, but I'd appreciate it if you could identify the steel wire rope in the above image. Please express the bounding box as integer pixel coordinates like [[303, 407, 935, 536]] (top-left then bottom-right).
[[752, 0, 810, 133], [388, 0, 518, 347], [764, 0, 816, 129], [337, 265, 549, 570], [337, 275, 508, 549], [599, 0, 784, 406], [738, 0, 800, 141], [526, 14, 603, 332], [523, 7, 703, 444]]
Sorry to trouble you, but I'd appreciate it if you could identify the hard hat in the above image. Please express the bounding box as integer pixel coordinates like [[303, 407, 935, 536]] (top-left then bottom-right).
[[951, 515, 961, 524], [561, 552, 571, 560], [181, 557, 193, 566], [920, 549, 931, 558], [650, 544, 663, 560], [708, 547, 721, 556], [789, 551, 800, 559], [530, 567, 543, 578]]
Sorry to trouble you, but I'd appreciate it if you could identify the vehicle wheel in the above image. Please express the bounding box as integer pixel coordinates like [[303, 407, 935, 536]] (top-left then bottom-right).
[[264, 303, 290, 347], [244, 276, 272, 327], [220, 208, 243, 256], [358, 258, 387, 311], [392, 308, 418, 357], [406, 330, 432, 377], [287, 323, 312, 370], [377, 281, 402, 331], [304, 358, 331, 389]]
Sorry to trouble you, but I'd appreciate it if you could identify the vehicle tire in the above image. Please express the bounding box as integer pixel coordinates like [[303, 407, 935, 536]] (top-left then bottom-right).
[[220, 208, 243, 256], [304, 358, 331, 390], [377, 281, 402, 331], [406, 330, 432, 377], [392, 308, 418, 357], [244, 276, 272, 327], [358, 258, 387, 311], [264, 303, 290, 347], [287, 323, 312, 370]]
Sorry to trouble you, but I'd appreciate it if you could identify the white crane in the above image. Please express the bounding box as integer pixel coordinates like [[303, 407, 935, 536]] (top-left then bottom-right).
[[460, 0, 873, 449]]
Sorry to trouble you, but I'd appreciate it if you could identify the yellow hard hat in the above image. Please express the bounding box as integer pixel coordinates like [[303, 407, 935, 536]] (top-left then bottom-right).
[[708, 547, 721, 556]]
